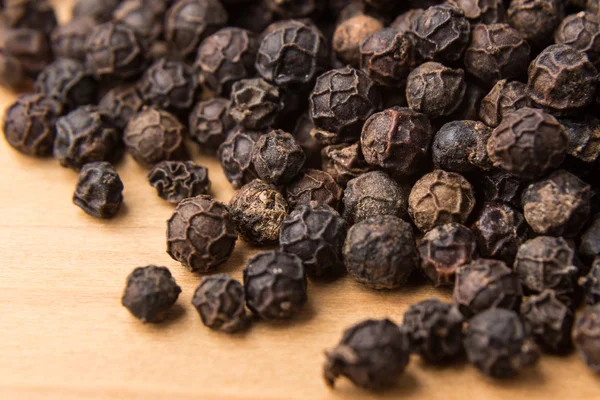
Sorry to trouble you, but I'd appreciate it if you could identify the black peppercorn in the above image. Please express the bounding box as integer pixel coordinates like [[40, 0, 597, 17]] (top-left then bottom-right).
[[167, 195, 237, 272], [50, 17, 96, 62], [121, 265, 181, 323], [2, 28, 53, 78], [98, 84, 145, 131], [229, 78, 284, 130], [218, 127, 262, 189], [448, 0, 506, 24], [573, 304, 600, 372], [476, 169, 525, 207], [344, 215, 418, 289], [418, 223, 478, 287], [555, 11, 600, 68], [243, 250, 307, 319], [321, 142, 374, 187], [479, 80, 532, 128], [464, 308, 540, 378], [72, 0, 120, 23], [192, 274, 249, 333], [453, 258, 522, 316], [580, 214, 600, 262], [54, 106, 120, 170], [323, 319, 410, 390], [189, 98, 233, 153], [285, 169, 342, 211], [225, 1, 275, 34], [432, 120, 492, 173], [333, 15, 383, 68], [113, 0, 165, 44], [580, 258, 600, 305], [73, 162, 124, 219], [148, 161, 210, 204], [251, 130, 306, 185], [507, 0, 565, 47], [139, 59, 199, 113], [403, 298, 464, 363], [2, 0, 58, 35]]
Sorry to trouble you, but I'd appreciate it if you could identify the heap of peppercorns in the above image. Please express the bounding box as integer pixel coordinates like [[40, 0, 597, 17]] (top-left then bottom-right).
[[3, 0, 600, 390]]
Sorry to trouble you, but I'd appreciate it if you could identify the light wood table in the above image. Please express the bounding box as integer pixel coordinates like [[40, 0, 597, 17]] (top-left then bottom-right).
[[1, 1, 599, 399]]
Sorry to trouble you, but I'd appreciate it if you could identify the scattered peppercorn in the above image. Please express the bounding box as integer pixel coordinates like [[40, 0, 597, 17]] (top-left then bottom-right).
[[251, 130, 306, 185], [432, 120, 492, 174], [320, 142, 374, 187], [73, 162, 124, 219], [573, 304, 600, 372], [98, 84, 145, 131], [189, 98, 233, 153], [479, 80, 532, 128], [285, 169, 343, 211], [50, 17, 96, 62], [229, 78, 284, 130], [507, 0, 565, 47], [148, 161, 211, 204], [333, 15, 383, 67], [360, 29, 416, 88]]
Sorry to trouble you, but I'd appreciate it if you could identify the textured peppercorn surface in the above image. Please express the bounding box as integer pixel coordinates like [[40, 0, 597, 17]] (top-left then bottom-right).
[[476, 169, 524, 207], [560, 115, 600, 168], [50, 17, 96, 62], [479, 80, 532, 128], [333, 15, 383, 67], [555, 11, 600, 68], [167, 195, 237, 272], [285, 169, 342, 211], [139, 59, 199, 112], [449, 0, 506, 23], [507, 0, 565, 47], [229, 78, 284, 130], [321, 142, 374, 187], [432, 120, 491, 173], [218, 127, 262, 189], [98, 84, 145, 131], [243, 250, 307, 319], [323, 319, 410, 390], [360, 29, 416, 88], [113, 0, 165, 44], [121, 265, 181, 323], [574, 304, 600, 372], [189, 98, 233, 153], [251, 130, 305, 185], [73, 162, 123, 219], [464, 308, 540, 378], [192, 274, 249, 333], [148, 161, 210, 204]]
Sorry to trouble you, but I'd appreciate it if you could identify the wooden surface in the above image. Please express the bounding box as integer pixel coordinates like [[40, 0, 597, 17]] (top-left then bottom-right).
[[1, 1, 600, 399]]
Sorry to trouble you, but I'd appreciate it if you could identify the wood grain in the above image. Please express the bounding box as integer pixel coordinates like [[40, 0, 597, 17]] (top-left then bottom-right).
[[1, 1, 599, 399]]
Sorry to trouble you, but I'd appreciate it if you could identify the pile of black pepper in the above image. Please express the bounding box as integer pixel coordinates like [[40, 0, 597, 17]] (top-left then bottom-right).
[[2, 0, 600, 390]]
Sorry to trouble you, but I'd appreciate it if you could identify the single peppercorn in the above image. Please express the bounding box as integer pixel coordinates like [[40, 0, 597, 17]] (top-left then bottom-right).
[[148, 161, 210, 204], [476, 169, 525, 207], [50, 17, 96, 62], [243, 250, 307, 319], [189, 98, 233, 153], [229, 78, 284, 130], [573, 304, 600, 372], [54, 106, 120, 170], [344, 215, 418, 289], [121, 265, 181, 323], [98, 84, 145, 131], [3, 93, 62, 157], [528, 44, 597, 115], [559, 115, 600, 170], [403, 298, 465, 363], [2, 0, 58, 35], [321, 142, 374, 187], [580, 258, 600, 305], [507, 0, 565, 47], [2, 28, 53, 78], [333, 15, 383, 67], [522, 170, 591, 237], [361, 106, 434, 177], [580, 214, 600, 262], [167, 195, 237, 272], [310, 67, 382, 145], [555, 12, 600, 68], [192, 274, 249, 333], [218, 127, 262, 189], [285, 169, 342, 211], [432, 120, 492, 173], [72, 0, 120, 23], [448, 0, 507, 23], [73, 162, 124, 219], [113, 0, 165, 44], [486, 108, 568, 179], [464, 308, 540, 378], [479, 80, 532, 128], [292, 113, 322, 168], [124, 107, 188, 167], [251, 130, 306, 185], [408, 170, 476, 233], [324, 319, 410, 390], [229, 179, 289, 246], [406, 62, 467, 118], [139, 59, 199, 113], [418, 223, 478, 287], [453, 258, 522, 316]]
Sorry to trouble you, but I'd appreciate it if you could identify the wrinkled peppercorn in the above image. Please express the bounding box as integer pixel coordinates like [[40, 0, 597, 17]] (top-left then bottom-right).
[[3, 0, 57, 35], [121, 265, 181, 322], [192, 274, 249, 333], [3, 93, 62, 156], [229, 78, 284, 130], [243, 250, 307, 319], [229, 179, 289, 246], [432, 120, 492, 173], [418, 223, 478, 287], [189, 98, 233, 153], [124, 107, 188, 167], [285, 169, 342, 211], [167, 195, 237, 272], [113, 0, 165, 44], [2, 28, 53, 78], [73, 161, 124, 219], [555, 11, 600, 68], [479, 80, 532, 128], [333, 15, 383, 67], [521, 290, 574, 353], [98, 84, 145, 131], [344, 215, 417, 289], [448, 0, 506, 23], [361, 106, 433, 177], [507, 0, 565, 47], [522, 170, 591, 237], [218, 127, 262, 189], [54, 106, 120, 170], [464, 308, 540, 378], [403, 298, 464, 363], [486, 108, 567, 179], [72, 0, 120, 23], [310, 66, 381, 145], [408, 170, 476, 233], [476, 169, 525, 207], [453, 258, 522, 316], [251, 130, 306, 185], [573, 304, 600, 372], [321, 142, 374, 187], [580, 214, 600, 262], [148, 161, 210, 204], [139, 59, 199, 112], [580, 258, 600, 305], [50, 17, 96, 62], [323, 319, 410, 390], [406, 62, 467, 118]]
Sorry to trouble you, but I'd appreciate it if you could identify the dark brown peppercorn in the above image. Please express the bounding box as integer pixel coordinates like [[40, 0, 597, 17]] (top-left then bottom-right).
[[73, 161, 124, 219], [167, 195, 237, 272], [361, 106, 434, 177], [453, 258, 522, 316], [476, 169, 525, 207], [189, 98, 233, 153], [479, 80, 532, 127], [471, 202, 528, 264], [113, 0, 165, 44], [555, 12, 600, 68], [559, 115, 600, 168], [165, 0, 228, 58], [121, 265, 181, 323], [264, 0, 324, 18], [408, 170, 476, 233], [343, 215, 418, 289], [98, 84, 145, 131], [229, 179, 289, 246], [418, 223, 478, 287], [148, 161, 210, 204], [521, 290, 574, 353], [321, 142, 374, 187], [251, 130, 306, 185], [323, 319, 410, 390], [54, 106, 120, 170], [192, 274, 249, 333], [124, 107, 188, 167], [528, 44, 597, 115], [309, 67, 382, 145], [72, 0, 120, 23], [280, 204, 347, 278], [50, 17, 96, 62], [580, 214, 600, 261], [285, 169, 342, 211], [448, 0, 506, 23], [432, 120, 492, 173], [243, 250, 307, 319], [406, 62, 467, 118], [486, 108, 568, 179], [2, 28, 53, 78], [225, 1, 275, 34], [139, 59, 199, 112], [391, 8, 423, 32], [464, 308, 540, 378], [2, 0, 58, 35], [218, 127, 262, 189], [579, 258, 600, 305], [403, 299, 464, 363], [229, 78, 284, 130], [333, 15, 383, 67], [573, 304, 600, 372], [3, 93, 62, 156], [464, 23, 530, 85], [522, 170, 591, 237], [507, 0, 565, 47]]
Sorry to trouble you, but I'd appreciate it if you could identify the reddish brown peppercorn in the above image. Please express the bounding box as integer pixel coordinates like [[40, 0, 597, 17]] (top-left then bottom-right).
[[50, 17, 96, 62], [98, 84, 145, 131], [479, 80, 532, 127], [2, 28, 53, 78], [189, 98, 233, 153], [555, 12, 600, 68], [139, 59, 199, 112], [333, 15, 383, 67], [251, 130, 306, 185], [573, 304, 600, 372], [229, 78, 284, 130], [321, 142, 374, 187], [73, 162, 124, 219], [507, 0, 565, 47], [432, 120, 492, 173], [148, 161, 210, 204], [218, 127, 262, 189], [285, 169, 342, 211]]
